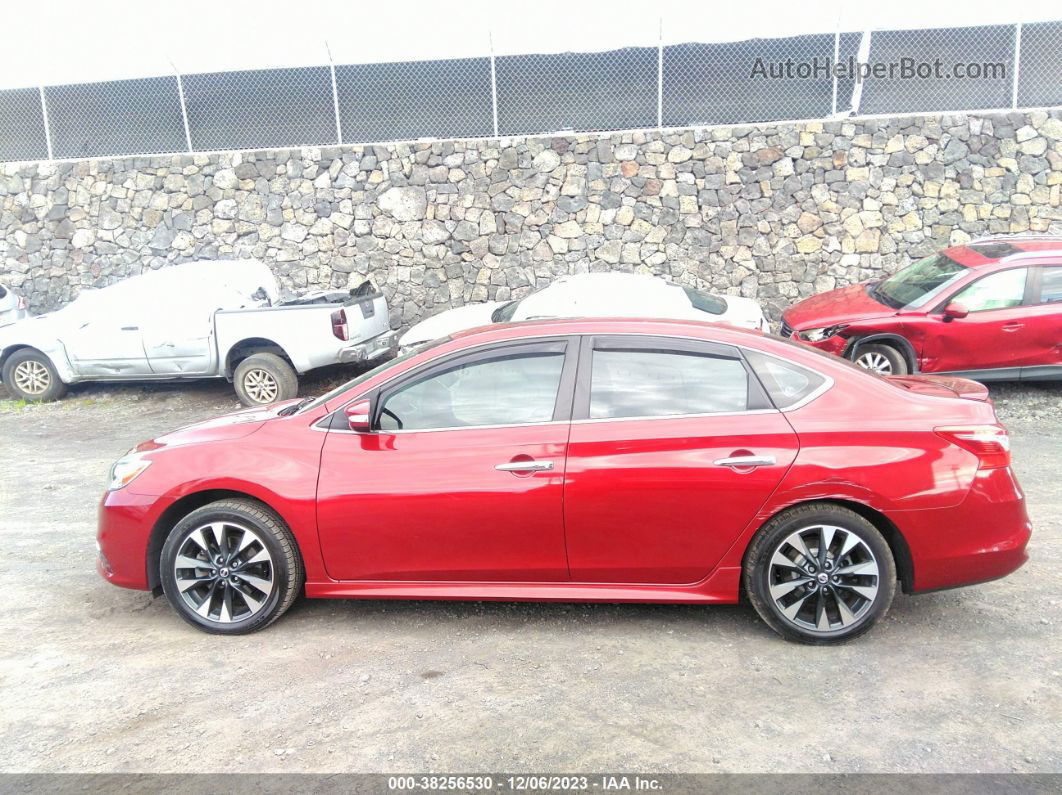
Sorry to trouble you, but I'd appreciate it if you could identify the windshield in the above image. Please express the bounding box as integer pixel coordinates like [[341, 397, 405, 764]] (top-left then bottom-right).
[[682, 286, 727, 315], [295, 338, 449, 414], [873, 254, 967, 309], [491, 299, 522, 322]]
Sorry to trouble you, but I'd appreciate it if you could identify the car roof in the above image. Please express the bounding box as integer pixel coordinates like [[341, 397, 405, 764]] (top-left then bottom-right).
[[943, 236, 1062, 267], [446, 315, 760, 345]]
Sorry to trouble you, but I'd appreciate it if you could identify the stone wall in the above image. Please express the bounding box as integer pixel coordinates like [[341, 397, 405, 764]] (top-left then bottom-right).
[[2, 110, 1061, 324]]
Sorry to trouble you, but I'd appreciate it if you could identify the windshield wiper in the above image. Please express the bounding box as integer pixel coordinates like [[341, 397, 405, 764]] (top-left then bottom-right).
[[278, 397, 314, 416], [866, 281, 902, 309]]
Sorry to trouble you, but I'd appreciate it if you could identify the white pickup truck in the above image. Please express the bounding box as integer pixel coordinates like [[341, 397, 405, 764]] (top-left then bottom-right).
[[0, 260, 397, 406]]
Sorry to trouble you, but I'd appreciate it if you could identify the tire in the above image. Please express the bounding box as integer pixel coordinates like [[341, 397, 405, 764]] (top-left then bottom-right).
[[233, 352, 298, 406], [852, 343, 908, 376], [1, 349, 68, 402], [160, 498, 304, 635], [743, 502, 897, 644]]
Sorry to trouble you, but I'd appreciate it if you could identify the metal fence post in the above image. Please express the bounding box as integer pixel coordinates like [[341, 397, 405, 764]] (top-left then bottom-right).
[[657, 17, 664, 129], [489, 31, 499, 137], [831, 31, 840, 116], [1012, 23, 1023, 109], [849, 31, 873, 116], [325, 41, 343, 145], [38, 87, 54, 160], [173, 70, 194, 153]]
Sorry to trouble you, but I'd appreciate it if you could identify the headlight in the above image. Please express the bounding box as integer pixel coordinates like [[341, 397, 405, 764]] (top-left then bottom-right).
[[798, 324, 847, 342], [107, 453, 152, 491]]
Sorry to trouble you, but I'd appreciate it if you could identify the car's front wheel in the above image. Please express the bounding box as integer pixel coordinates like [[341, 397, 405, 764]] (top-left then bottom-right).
[[853, 343, 908, 376], [2, 349, 68, 402], [743, 503, 897, 644], [160, 499, 303, 634]]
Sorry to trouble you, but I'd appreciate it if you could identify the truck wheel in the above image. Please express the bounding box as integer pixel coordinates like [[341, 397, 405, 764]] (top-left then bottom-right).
[[233, 353, 298, 406], [853, 344, 908, 376], [2, 349, 68, 402]]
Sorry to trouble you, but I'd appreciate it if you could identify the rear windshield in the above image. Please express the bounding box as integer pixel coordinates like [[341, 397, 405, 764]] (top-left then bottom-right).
[[491, 300, 521, 322], [682, 287, 727, 315]]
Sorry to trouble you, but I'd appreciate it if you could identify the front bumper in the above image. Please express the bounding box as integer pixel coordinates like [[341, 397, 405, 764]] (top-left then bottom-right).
[[339, 329, 398, 364], [97, 489, 172, 591], [778, 321, 849, 356]]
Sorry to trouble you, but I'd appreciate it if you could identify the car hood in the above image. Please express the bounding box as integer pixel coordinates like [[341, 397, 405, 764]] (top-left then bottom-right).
[[133, 399, 301, 453], [782, 283, 896, 330], [399, 301, 505, 347]]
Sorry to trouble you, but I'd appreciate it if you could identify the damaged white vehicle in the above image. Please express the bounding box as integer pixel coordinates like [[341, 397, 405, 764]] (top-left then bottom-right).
[[0, 260, 396, 406], [399, 272, 772, 351]]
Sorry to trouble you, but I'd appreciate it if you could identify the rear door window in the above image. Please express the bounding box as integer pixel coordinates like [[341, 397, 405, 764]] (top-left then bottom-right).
[[580, 337, 762, 420], [1038, 267, 1062, 304]]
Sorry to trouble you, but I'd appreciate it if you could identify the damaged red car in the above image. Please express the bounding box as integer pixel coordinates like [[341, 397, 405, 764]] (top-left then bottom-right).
[[780, 236, 1062, 380]]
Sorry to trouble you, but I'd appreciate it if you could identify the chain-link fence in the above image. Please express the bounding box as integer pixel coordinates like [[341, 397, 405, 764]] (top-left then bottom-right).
[[1, 20, 1059, 163]]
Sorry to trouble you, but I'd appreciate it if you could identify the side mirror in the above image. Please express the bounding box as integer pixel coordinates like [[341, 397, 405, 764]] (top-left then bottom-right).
[[942, 302, 969, 321], [344, 399, 372, 433]]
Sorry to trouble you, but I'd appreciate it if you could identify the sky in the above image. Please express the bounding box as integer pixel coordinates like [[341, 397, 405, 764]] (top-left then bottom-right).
[[1, 0, 1059, 89]]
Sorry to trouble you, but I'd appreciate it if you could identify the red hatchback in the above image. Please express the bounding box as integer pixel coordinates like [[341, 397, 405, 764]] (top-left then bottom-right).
[[97, 318, 1030, 643], [780, 237, 1062, 380]]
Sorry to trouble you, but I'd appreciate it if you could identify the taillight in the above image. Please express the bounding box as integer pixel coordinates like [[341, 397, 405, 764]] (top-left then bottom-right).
[[935, 425, 1011, 469], [330, 308, 348, 341], [17, 295, 27, 310]]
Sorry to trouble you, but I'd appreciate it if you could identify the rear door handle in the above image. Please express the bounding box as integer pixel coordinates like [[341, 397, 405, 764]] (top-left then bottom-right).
[[495, 460, 554, 473], [1002, 323, 1024, 332], [713, 455, 776, 468], [121, 326, 139, 331]]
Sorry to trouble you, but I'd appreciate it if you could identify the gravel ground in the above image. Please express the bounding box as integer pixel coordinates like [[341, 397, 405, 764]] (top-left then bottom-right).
[[0, 373, 1059, 774]]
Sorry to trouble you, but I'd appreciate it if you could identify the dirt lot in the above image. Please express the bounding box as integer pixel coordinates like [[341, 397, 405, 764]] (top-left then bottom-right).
[[1, 373, 1059, 774]]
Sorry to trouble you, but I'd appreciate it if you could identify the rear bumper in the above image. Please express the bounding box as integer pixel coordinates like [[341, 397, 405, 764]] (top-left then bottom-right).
[[339, 329, 398, 364], [897, 466, 1031, 592]]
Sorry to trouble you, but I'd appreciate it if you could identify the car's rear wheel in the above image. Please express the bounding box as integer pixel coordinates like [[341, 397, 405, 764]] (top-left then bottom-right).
[[2, 349, 67, 402], [853, 343, 908, 376], [160, 499, 303, 634], [233, 352, 298, 406], [744, 503, 897, 644]]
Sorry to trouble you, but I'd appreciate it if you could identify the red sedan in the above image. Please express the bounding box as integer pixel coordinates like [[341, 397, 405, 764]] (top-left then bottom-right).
[[97, 318, 1030, 643], [780, 236, 1062, 380]]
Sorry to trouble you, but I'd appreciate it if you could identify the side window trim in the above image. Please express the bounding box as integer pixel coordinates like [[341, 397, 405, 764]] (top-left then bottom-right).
[[571, 334, 770, 422], [934, 266, 1030, 313], [1026, 263, 1062, 306], [370, 336, 578, 432]]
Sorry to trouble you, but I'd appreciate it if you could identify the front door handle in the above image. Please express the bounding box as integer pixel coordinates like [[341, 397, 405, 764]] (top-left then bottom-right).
[[1002, 323, 1024, 332], [713, 455, 776, 468], [495, 460, 554, 473], [121, 326, 139, 331]]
